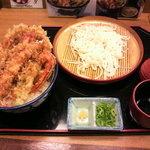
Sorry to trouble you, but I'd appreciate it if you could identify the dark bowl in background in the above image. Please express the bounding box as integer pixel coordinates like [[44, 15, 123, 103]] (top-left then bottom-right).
[[0, 63, 58, 113], [47, 0, 90, 16], [96, 0, 127, 17]]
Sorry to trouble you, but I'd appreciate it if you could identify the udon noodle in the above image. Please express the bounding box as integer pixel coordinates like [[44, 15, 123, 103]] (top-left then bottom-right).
[[69, 23, 130, 79]]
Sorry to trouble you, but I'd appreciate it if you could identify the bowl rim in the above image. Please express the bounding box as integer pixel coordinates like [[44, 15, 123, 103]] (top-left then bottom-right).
[[132, 79, 150, 118], [0, 63, 58, 110], [53, 16, 144, 84], [47, 0, 90, 9]]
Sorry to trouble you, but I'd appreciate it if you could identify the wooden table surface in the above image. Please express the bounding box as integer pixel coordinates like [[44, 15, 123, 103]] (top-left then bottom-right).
[[0, 8, 150, 150]]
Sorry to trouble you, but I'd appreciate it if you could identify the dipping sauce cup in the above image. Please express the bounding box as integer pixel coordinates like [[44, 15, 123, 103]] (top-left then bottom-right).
[[130, 79, 150, 128]]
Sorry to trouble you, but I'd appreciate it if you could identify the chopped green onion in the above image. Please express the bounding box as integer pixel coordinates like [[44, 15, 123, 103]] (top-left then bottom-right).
[[96, 102, 117, 127]]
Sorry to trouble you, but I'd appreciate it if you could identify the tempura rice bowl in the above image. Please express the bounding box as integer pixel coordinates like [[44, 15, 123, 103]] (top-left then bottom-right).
[[0, 23, 57, 113], [0, 64, 58, 113]]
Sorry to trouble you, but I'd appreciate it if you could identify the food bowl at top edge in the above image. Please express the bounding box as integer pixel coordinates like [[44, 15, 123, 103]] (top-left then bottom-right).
[[12, 0, 29, 5], [47, 0, 90, 16], [0, 63, 58, 113], [130, 79, 150, 129], [53, 16, 144, 84]]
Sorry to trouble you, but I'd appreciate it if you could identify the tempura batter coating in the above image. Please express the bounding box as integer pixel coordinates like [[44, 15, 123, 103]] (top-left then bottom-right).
[[0, 24, 56, 107]]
